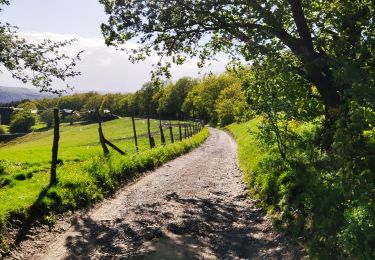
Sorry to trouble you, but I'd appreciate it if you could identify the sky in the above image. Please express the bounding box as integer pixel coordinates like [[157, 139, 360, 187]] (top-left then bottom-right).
[[0, 0, 228, 93]]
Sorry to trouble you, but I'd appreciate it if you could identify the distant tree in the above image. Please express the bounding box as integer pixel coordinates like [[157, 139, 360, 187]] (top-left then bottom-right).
[[34, 98, 59, 110], [9, 111, 36, 133], [0, 1, 82, 94], [58, 94, 86, 111], [182, 73, 238, 124], [215, 83, 248, 127], [137, 81, 163, 116], [39, 110, 54, 128], [83, 93, 103, 111], [158, 77, 197, 118]]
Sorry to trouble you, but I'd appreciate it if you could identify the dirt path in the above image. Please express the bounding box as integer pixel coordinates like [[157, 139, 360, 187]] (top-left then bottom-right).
[[9, 128, 303, 259]]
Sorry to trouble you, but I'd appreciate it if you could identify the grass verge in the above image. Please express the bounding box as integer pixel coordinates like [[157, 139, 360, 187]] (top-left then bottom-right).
[[225, 118, 266, 189]]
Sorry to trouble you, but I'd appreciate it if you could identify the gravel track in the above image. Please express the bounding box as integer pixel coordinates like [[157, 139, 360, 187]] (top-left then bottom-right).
[[8, 128, 303, 259]]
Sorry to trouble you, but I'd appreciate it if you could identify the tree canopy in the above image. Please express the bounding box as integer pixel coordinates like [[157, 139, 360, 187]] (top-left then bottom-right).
[[100, 0, 374, 119]]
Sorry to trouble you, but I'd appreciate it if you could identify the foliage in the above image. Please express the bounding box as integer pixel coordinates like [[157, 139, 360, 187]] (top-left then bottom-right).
[[100, 0, 374, 128], [182, 73, 238, 124], [228, 110, 375, 259], [9, 112, 35, 133], [215, 82, 248, 127], [242, 57, 322, 159], [0, 1, 82, 94], [0, 126, 4, 134], [39, 110, 54, 128], [158, 77, 197, 118]]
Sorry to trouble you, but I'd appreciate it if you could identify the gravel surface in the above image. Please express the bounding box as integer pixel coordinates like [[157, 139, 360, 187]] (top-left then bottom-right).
[[8, 128, 304, 260]]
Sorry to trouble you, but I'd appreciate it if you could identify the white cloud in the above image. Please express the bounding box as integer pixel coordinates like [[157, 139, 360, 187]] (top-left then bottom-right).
[[0, 32, 228, 93]]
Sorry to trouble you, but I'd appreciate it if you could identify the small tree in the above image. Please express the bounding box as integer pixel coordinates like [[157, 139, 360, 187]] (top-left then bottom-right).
[[215, 83, 248, 127], [40, 110, 54, 128], [9, 111, 36, 133]]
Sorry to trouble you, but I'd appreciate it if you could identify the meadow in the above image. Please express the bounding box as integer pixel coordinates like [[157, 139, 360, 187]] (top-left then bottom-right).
[[0, 118, 183, 184]]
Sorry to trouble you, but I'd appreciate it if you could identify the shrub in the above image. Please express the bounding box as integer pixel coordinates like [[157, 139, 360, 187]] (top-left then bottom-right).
[[215, 83, 248, 127], [9, 112, 36, 133], [0, 126, 5, 134]]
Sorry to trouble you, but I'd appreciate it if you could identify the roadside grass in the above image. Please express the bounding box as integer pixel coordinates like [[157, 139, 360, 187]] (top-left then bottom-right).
[[226, 118, 266, 188], [0, 122, 208, 253]]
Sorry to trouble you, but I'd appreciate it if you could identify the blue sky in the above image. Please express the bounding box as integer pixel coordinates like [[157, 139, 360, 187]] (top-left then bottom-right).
[[0, 0, 227, 93]]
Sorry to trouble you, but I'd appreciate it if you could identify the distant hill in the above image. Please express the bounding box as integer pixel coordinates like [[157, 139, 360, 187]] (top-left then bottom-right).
[[0, 86, 55, 104]]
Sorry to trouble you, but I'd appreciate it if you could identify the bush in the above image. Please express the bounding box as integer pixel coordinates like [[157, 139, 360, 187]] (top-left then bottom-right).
[[0, 126, 5, 134], [9, 112, 36, 133], [215, 83, 249, 127]]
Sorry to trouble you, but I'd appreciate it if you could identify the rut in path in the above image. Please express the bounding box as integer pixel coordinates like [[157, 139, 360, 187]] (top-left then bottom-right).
[[10, 128, 303, 260]]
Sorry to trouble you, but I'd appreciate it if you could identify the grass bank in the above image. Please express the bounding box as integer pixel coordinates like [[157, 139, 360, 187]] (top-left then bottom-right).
[[227, 117, 375, 259], [225, 118, 266, 189], [0, 127, 208, 254]]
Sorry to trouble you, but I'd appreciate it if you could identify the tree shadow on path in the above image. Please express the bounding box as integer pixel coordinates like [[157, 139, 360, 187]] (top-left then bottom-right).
[[62, 191, 303, 259]]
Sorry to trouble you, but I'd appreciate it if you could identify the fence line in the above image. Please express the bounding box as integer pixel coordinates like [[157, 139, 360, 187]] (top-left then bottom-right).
[[1, 107, 204, 184]]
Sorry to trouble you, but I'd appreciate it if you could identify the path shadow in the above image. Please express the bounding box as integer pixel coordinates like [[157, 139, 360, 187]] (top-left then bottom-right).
[[61, 192, 303, 259]]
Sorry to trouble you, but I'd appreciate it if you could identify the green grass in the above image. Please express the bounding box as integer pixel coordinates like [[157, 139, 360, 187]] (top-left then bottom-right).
[[226, 118, 266, 187], [0, 118, 187, 195], [0, 118, 181, 162], [0, 119, 207, 252]]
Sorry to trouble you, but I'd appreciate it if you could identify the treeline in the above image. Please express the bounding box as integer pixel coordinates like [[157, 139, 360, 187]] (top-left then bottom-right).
[[3, 73, 249, 133]]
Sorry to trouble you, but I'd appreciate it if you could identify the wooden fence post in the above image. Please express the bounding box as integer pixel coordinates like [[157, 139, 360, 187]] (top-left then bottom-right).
[[147, 116, 155, 148], [50, 108, 60, 186], [159, 118, 165, 145], [189, 123, 193, 137], [97, 109, 109, 155], [179, 122, 182, 142], [131, 116, 138, 152], [184, 124, 187, 139], [169, 121, 174, 143]]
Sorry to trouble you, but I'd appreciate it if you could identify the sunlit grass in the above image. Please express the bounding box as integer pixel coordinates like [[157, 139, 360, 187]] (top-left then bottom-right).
[[226, 118, 266, 186]]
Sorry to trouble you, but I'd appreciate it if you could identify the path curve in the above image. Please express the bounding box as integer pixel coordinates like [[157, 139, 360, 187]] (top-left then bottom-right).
[[10, 128, 303, 259]]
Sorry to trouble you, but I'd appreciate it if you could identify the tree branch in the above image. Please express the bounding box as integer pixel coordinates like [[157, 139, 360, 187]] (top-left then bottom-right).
[[287, 0, 315, 57]]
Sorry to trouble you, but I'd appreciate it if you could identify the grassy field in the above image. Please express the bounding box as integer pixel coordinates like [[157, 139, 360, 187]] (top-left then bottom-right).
[[0, 118, 182, 162], [0, 118, 185, 193], [0, 118, 205, 252]]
